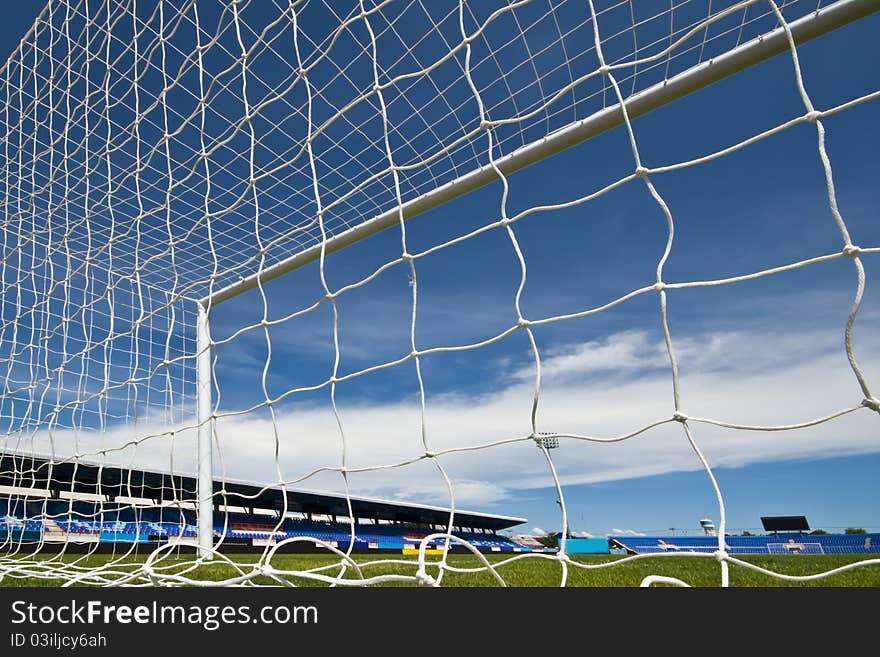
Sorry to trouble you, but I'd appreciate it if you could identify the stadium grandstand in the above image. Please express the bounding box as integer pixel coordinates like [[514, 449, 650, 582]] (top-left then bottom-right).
[[3, 449, 876, 560], [609, 533, 880, 556], [0, 452, 531, 555]]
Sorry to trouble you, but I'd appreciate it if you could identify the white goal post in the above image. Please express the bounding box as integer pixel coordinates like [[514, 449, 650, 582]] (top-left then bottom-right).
[[200, 0, 880, 307], [1, 0, 879, 587], [194, 0, 880, 563]]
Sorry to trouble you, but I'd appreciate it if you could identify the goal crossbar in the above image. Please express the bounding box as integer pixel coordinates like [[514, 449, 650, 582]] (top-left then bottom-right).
[[191, 0, 880, 561], [199, 0, 880, 309]]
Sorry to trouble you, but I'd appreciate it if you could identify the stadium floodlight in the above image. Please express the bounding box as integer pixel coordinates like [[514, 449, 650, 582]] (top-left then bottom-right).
[[0, 0, 879, 587]]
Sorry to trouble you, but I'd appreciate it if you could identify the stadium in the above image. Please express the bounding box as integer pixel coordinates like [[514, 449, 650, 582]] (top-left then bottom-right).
[[0, 0, 879, 587], [2, 451, 879, 586], [0, 452, 530, 554]]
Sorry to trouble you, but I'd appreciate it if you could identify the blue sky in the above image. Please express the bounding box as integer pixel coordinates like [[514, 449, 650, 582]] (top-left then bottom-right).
[[3, 1, 879, 537]]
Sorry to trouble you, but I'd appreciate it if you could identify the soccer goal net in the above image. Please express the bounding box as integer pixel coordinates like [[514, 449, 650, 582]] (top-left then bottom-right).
[[0, 0, 878, 587]]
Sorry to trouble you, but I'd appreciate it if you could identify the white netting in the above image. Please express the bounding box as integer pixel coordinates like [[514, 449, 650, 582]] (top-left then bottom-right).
[[0, 0, 878, 586]]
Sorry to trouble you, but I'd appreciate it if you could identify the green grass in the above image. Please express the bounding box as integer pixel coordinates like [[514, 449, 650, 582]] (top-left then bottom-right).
[[2, 552, 879, 587]]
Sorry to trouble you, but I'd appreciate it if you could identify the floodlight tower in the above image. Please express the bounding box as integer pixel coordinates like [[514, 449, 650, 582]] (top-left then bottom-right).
[[536, 432, 569, 551]]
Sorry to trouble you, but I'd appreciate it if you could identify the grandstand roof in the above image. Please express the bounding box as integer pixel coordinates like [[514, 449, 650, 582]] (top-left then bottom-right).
[[0, 452, 524, 531]]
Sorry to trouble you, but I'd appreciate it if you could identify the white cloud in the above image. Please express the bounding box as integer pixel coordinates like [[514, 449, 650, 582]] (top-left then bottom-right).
[[511, 329, 669, 381], [610, 528, 646, 537], [14, 320, 880, 515], [531, 527, 547, 536]]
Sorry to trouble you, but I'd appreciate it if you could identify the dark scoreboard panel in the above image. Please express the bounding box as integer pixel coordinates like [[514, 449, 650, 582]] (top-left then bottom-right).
[[761, 516, 810, 532]]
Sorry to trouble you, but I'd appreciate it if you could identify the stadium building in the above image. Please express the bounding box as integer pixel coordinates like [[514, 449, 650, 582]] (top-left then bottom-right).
[[608, 533, 880, 556], [3, 450, 878, 561], [0, 452, 531, 555]]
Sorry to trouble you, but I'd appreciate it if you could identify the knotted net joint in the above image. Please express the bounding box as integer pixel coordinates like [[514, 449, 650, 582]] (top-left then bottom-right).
[[533, 433, 559, 449], [672, 411, 688, 423], [635, 166, 650, 179], [517, 317, 531, 329], [653, 281, 666, 292], [415, 570, 437, 587], [714, 549, 728, 562], [805, 110, 821, 123], [862, 397, 880, 412], [479, 120, 492, 131], [598, 64, 611, 76], [843, 244, 862, 258]]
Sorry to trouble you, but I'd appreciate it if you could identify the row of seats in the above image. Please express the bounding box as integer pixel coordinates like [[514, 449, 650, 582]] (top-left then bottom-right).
[[1, 512, 525, 552], [611, 533, 879, 555]]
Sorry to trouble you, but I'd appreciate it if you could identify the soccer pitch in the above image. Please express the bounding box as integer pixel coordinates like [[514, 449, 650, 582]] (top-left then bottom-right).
[[1, 554, 878, 587]]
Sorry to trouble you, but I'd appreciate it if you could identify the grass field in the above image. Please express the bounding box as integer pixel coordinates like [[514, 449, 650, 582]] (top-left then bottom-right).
[[1, 553, 879, 587]]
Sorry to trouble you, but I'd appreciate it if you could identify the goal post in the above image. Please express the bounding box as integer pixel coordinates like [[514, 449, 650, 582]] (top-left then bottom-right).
[[196, 300, 213, 559], [200, 0, 880, 309], [0, 0, 878, 588], [193, 0, 880, 562]]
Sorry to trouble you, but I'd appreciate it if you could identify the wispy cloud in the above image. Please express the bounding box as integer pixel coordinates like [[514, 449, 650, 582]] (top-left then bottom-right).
[[511, 329, 670, 382], [18, 318, 880, 513], [610, 528, 646, 537]]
